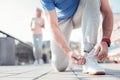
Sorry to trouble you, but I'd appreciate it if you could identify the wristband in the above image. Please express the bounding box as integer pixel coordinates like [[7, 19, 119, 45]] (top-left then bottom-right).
[[101, 38, 111, 47]]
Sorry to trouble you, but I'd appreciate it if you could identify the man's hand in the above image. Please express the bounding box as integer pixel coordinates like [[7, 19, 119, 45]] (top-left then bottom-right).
[[94, 42, 108, 61], [94, 0, 113, 61], [69, 52, 86, 65]]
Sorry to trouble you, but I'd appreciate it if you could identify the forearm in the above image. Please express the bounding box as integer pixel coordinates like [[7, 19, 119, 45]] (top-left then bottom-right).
[[102, 11, 113, 38], [30, 21, 34, 31]]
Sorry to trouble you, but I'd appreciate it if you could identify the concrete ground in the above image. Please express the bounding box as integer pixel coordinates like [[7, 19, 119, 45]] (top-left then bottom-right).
[[0, 63, 119, 80]]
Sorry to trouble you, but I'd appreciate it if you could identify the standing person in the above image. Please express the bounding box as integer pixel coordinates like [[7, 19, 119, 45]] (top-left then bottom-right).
[[41, 0, 113, 75], [30, 8, 44, 65]]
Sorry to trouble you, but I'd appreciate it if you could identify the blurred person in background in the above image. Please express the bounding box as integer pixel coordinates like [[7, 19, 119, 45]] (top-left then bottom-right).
[[41, 0, 113, 75], [30, 8, 44, 65]]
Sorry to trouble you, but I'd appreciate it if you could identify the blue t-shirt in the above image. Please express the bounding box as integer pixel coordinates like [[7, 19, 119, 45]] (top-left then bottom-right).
[[41, 0, 80, 21]]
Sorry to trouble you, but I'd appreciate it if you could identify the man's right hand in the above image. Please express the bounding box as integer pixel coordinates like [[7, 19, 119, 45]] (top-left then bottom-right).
[[44, 10, 86, 65], [69, 52, 86, 65]]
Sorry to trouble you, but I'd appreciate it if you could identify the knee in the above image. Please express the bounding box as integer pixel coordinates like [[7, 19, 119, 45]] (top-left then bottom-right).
[[52, 59, 69, 72], [55, 66, 68, 72], [53, 66, 67, 72]]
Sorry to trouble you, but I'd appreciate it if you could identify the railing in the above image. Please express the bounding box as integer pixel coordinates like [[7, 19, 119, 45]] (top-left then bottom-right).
[[0, 30, 34, 65], [0, 30, 32, 49]]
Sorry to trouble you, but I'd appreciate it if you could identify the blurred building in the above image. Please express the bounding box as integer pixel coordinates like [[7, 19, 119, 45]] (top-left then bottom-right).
[[16, 41, 51, 65], [16, 42, 34, 65], [0, 36, 16, 65]]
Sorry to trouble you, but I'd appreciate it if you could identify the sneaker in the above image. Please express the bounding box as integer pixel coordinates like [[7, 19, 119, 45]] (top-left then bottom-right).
[[34, 60, 39, 65], [38, 59, 44, 65], [82, 49, 105, 75]]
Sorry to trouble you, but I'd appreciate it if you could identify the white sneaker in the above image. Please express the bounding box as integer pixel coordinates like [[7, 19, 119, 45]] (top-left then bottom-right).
[[82, 49, 105, 75], [34, 60, 39, 65], [38, 59, 44, 65]]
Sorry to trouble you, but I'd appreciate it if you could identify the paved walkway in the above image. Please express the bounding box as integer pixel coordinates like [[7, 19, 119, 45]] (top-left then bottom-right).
[[0, 63, 119, 80]]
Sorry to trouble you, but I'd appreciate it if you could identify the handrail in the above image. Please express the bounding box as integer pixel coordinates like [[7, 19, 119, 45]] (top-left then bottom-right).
[[0, 30, 32, 49]]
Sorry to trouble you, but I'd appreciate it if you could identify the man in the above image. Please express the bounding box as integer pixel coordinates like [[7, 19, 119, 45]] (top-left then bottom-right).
[[30, 8, 44, 65], [41, 0, 113, 75]]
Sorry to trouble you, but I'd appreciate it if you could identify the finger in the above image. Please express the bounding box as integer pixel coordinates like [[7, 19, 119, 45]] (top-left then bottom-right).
[[78, 56, 86, 65], [72, 54, 78, 59], [72, 58, 78, 64], [78, 58, 83, 65], [71, 56, 79, 64], [99, 56, 105, 61], [94, 46, 100, 58], [98, 51, 104, 60], [73, 60, 78, 64], [99, 55, 104, 61], [98, 52, 107, 61], [79, 60, 86, 65], [72, 55, 80, 61]]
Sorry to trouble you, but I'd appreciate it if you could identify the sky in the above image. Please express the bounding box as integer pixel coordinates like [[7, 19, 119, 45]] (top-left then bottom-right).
[[0, 0, 120, 43], [0, 0, 42, 42]]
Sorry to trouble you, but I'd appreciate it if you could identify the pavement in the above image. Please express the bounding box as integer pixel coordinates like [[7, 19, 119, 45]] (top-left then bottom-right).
[[0, 63, 119, 80]]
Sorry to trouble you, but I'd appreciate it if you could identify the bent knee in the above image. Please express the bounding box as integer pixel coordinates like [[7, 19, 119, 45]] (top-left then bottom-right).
[[52, 60, 69, 72], [53, 65, 68, 72], [56, 67, 67, 72]]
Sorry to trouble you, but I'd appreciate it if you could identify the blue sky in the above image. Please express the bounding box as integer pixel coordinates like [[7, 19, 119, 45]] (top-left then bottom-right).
[[0, 0, 120, 42]]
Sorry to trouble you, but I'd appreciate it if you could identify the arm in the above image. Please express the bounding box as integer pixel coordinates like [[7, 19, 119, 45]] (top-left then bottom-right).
[[30, 18, 34, 31], [41, 18, 45, 28], [101, 0, 113, 38], [30, 20, 32, 28], [44, 10, 85, 65], [94, 0, 113, 60], [44, 10, 71, 57]]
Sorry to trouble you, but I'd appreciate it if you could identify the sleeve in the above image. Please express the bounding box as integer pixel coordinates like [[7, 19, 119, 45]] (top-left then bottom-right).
[[40, 0, 55, 11]]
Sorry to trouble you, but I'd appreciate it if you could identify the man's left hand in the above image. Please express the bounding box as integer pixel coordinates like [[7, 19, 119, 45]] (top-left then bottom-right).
[[94, 42, 108, 61]]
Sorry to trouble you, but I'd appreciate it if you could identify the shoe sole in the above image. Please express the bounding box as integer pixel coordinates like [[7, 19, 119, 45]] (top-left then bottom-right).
[[83, 72, 105, 75]]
